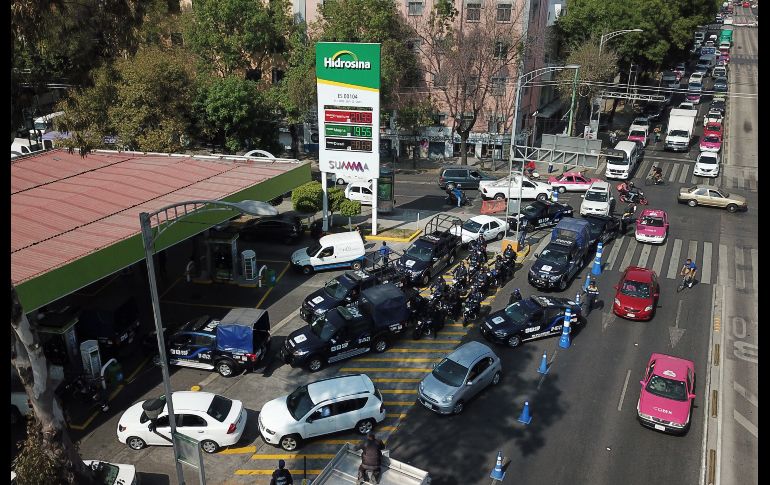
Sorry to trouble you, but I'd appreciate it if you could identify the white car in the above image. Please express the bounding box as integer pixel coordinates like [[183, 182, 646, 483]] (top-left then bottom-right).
[[82, 460, 139, 485], [117, 392, 247, 454], [479, 175, 552, 201], [580, 181, 615, 216], [344, 181, 373, 205], [694, 151, 721, 177], [452, 215, 509, 245], [678, 101, 697, 111], [259, 374, 386, 451], [688, 72, 704, 84]]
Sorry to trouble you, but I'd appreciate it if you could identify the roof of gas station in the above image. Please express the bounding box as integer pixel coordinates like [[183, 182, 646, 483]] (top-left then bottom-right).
[[11, 149, 310, 311]]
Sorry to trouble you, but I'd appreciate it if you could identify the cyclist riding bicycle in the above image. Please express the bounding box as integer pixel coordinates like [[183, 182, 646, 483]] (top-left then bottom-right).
[[680, 258, 698, 288], [651, 166, 663, 183]]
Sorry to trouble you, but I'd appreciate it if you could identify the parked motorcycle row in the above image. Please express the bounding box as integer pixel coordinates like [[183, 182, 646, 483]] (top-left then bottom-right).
[[406, 238, 517, 339]]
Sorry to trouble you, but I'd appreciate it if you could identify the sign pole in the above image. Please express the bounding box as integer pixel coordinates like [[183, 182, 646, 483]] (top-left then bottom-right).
[[321, 173, 329, 232], [371, 178, 378, 235]]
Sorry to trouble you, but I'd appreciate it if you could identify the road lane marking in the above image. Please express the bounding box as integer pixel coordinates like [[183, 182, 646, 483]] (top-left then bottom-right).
[[702, 242, 713, 284], [718, 244, 730, 286], [221, 446, 257, 455], [605, 238, 624, 271], [651, 240, 668, 276], [401, 338, 461, 344], [386, 413, 408, 418], [666, 239, 683, 279], [678, 163, 690, 183], [668, 163, 680, 182], [618, 238, 638, 272], [236, 470, 323, 476], [386, 348, 453, 353], [383, 401, 414, 406], [273, 308, 300, 333], [734, 409, 758, 438], [256, 262, 291, 309], [340, 367, 432, 372], [617, 369, 632, 411], [751, 248, 758, 292], [688, 240, 698, 277], [735, 246, 746, 290], [733, 382, 759, 408], [355, 357, 440, 363], [380, 389, 418, 394], [637, 242, 652, 268], [250, 454, 336, 460]]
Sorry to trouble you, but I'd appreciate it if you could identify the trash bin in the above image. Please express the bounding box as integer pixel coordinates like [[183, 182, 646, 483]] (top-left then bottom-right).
[[265, 268, 277, 287], [101, 359, 124, 388]]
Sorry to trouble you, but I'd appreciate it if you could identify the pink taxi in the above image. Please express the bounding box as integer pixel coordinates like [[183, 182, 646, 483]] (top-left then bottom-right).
[[699, 133, 722, 152], [546, 171, 601, 193], [627, 129, 647, 146], [637, 353, 696, 434], [635, 209, 668, 244], [703, 122, 723, 138]]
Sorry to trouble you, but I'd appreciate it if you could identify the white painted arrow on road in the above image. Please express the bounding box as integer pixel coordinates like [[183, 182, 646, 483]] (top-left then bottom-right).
[[669, 299, 686, 348]]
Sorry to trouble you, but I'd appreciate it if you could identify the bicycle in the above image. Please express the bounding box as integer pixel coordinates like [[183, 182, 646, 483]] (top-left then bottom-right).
[[645, 174, 666, 186], [676, 273, 695, 293]]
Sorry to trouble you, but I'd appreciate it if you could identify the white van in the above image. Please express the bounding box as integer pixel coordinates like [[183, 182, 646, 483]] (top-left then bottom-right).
[[29, 111, 64, 138], [291, 232, 365, 275], [605, 141, 640, 180], [344, 181, 373, 205], [10, 138, 43, 156]]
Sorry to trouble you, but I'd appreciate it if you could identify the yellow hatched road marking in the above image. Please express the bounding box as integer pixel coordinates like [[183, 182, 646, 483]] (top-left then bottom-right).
[[315, 438, 389, 445], [356, 357, 440, 363], [220, 446, 257, 455], [383, 401, 414, 406], [340, 367, 431, 372], [386, 348, 452, 353], [251, 454, 335, 460], [380, 389, 418, 394], [372, 378, 421, 383], [444, 323, 466, 327], [402, 339, 460, 344], [440, 331, 468, 335], [236, 469, 323, 476], [386, 413, 408, 418]]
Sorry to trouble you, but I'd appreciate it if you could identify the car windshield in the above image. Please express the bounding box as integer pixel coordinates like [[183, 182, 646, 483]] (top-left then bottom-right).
[[324, 278, 352, 299], [630, 130, 645, 138], [670, 130, 689, 137], [432, 358, 469, 388], [405, 241, 434, 262], [703, 135, 720, 143], [504, 301, 531, 323], [522, 204, 542, 217], [646, 375, 688, 401], [207, 395, 233, 422], [633, 118, 649, 126], [462, 219, 483, 233], [538, 248, 569, 266], [309, 315, 337, 341], [89, 462, 120, 485], [305, 242, 322, 257], [606, 154, 628, 166], [286, 385, 316, 420], [699, 156, 718, 165], [640, 216, 665, 227], [689, 82, 702, 89], [585, 190, 608, 202], [620, 280, 651, 298]]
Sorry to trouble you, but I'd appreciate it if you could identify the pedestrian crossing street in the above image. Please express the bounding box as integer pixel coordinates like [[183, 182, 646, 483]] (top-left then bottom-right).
[[596, 155, 758, 192]]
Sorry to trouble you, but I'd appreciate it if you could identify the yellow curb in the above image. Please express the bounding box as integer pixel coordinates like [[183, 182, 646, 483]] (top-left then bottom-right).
[[365, 229, 422, 242], [191, 385, 201, 391]]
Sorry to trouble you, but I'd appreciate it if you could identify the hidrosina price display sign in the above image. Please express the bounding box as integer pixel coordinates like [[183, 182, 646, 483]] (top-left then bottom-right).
[[316, 42, 381, 181]]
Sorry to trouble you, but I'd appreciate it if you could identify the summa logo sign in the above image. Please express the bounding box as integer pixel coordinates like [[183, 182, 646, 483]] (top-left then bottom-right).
[[329, 160, 370, 172], [324, 50, 371, 70]]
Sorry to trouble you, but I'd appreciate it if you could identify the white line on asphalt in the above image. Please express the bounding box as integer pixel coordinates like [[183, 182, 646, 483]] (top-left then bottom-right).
[[751, 248, 758, 293], [702, 242, 713, 285], [733, 381, 759, 408], [735, 246, 746, 290], [678, 164, 690, 184], [718, 244, 730, 286], [734, 409, 758, 438], [651, 240, 668, 277], [668, 163, 680, 183], [273, 308, 300, 333], [637, 242, 652, 268], [690, 172, 699, 185], [597, 160, 606, 173], [199, 372, 219, 388], [605, 237, 624, 271], [619, 238, 638, 273], [529, 236, 552, 261], [666, 239, 683, 279], [617, 369, 632, 412], [688, 240, 698, 277]]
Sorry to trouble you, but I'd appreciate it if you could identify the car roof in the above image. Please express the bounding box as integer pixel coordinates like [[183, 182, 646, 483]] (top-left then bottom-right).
[[560, 171, 587, 178], [640, 209, 666, 218], [649, 353, 694, 380], [623, 266, 655, 282], [446, 341, 494, 366], [587, 180, 610, 190], [469, 215, 502, 224], [307, 374, 374, 403], [169, 391, 216, 411]]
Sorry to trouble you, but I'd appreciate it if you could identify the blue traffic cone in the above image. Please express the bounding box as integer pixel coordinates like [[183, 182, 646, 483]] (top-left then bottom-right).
[[489, 451, 506, 481], [575, 292, 581, 306], [552, 188, 559, 202], [583, 273, 591, 291], [559, 307, 572, 349], [537, 352, 549, 375], [518, 401, 533, 425], [592, 242, 603, 275]]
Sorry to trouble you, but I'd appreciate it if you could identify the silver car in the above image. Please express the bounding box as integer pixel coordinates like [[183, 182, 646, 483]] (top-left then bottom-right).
[[418, 341, 502, 415]]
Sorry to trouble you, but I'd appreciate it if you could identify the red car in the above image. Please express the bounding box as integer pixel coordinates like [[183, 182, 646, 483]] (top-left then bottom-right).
[[613, 266, 660, 321], [637, 353, 696, 434], [703, 122, 723, 138], [743, 1, 750, 7]]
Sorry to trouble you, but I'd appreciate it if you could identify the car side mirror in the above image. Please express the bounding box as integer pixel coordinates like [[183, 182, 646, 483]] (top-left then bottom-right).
[[640, 380, 646, 387], [689, 393, 696, 400], [614, 285, 619, 290], [654, 293, 659, 298], [306, 417, 314, 423], [432, 362, 438, 369], [432, 257, 439, 262], [466, 381, 474, 386], [534, 253, 540, 258]]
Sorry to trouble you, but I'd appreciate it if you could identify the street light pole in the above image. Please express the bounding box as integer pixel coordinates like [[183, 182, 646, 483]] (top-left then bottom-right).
[[139, 199, 277, 485], [599, 28, 644, 55], [567, 66, 580, 137]]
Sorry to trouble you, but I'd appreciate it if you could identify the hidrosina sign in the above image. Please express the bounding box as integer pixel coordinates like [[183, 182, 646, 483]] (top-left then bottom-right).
[[316, 42, 381, 180]]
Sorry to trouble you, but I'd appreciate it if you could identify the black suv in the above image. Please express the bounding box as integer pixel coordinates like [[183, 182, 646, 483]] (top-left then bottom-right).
[[395, 214, 462, 287], [300, 267, 404, 323], [238, 215, 304, 243], [437, 166, 496, 190]]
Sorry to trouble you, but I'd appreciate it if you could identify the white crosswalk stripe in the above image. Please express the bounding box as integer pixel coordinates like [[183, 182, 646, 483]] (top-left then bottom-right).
[[668, 163, 680, 182], [751, 248, 758, 293], [718, 244, 731, 286], [651, 240, 668, 276], [687, 240, 698, 274], [702, 242, 713, 284], [735, 246, 745, 290], [666, 239, 683, 279], [678, 164, 690, 184], [605, 237, 624, 270], [637, 242, 652, 268], [618, 238, 638, 271]]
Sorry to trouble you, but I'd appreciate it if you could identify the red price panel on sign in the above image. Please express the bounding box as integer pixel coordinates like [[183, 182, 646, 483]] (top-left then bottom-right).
[[324, 110, 373, 124]]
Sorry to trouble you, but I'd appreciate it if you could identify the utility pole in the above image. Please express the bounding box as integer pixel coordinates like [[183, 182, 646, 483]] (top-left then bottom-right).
[[567, 67, 580, 137]]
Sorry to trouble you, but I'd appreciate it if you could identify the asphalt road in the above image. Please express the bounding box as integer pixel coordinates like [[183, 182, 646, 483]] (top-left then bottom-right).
[[72, 25, 757, 485]]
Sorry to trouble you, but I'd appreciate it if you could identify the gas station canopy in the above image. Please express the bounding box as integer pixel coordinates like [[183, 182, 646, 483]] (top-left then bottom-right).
[[11, 149, 310, 311]]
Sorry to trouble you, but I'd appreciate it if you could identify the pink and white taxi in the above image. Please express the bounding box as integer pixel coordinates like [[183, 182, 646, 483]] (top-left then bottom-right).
[[546, 171, 601, 193], [635, 209, 668, 244], [699, 133, 722, 152], [637, 353, 696, 434]]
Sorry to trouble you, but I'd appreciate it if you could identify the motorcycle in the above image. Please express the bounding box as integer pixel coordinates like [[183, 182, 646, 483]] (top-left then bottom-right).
[[439, 286, 462, 319], [63, 375, 109, 412], [472, 268, 490, 295], [489, 266, 502, 289], [451, 269, 469, 295], [445, 188, 471, 207], [508, 288, 523, 306], [463, 288, 484, 324], [619, 190, 648, 205], [412, 300, 445, 339]]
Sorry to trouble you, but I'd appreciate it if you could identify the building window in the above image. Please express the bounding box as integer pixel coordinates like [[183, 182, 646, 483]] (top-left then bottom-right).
[[408, 1, 424, 15], [466, 77, 479, 92], [406, 38, 422, 52], [433, 70, 448, 88], [491, 77, 506, 96], [466, 2, 481, 21], [494, 41, 509, 59], [272, 69, 285, 84], [246, 68, 262, 82], [496, 2, 512, 22], [432, 113, 448, 125]]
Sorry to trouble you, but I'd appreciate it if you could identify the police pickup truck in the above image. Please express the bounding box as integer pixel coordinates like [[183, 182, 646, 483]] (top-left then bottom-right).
[[395, 214, 462, 287], [300, 266, 404, 323], [162, 308, 271, 377], [282, 284, 409, 372], [529, 218, 592, 291], [480, 295, 582, 348]]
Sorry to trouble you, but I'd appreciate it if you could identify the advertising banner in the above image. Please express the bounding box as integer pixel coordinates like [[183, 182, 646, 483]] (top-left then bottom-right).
[[316, 42, 381, 181]]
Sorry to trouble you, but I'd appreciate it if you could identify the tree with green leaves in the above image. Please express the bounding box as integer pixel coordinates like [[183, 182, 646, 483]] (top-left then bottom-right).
[[393, 97, 436, 167], [184, 0, 294, 78], [292, 181, 324, 214], [339, 199, 362, 230], [194, 76, 280, 153], [407, 0, 527, 164]]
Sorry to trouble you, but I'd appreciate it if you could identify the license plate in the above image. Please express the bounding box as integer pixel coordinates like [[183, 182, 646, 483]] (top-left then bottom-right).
[[654, 424, 665, 431], [626, 313, 636, 317], [421, 399, 436, 410]]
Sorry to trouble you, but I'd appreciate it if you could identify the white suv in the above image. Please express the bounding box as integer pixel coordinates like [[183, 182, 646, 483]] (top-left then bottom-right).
[[580, 181, 615, 216], [259, 374, 386, 451]]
